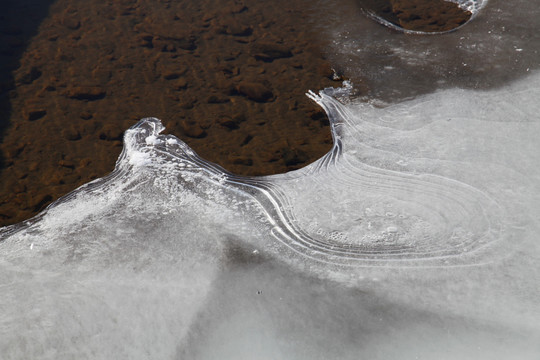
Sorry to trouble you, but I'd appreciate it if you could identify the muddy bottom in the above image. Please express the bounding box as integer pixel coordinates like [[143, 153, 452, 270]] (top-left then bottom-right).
[[0, 0, 348, 226]]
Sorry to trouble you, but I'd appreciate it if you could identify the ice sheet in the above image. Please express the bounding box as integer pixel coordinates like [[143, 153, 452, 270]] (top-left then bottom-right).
[[2, 70, 540, 357]]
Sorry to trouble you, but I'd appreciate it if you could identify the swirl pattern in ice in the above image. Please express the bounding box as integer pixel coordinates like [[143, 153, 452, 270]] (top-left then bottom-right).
[[3, 75, 535, 271], [81, 109, 500, 268], [243, 88, 503, 267]]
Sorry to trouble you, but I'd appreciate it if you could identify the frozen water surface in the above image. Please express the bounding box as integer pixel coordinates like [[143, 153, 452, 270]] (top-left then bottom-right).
[[2, 0, 540, 359]]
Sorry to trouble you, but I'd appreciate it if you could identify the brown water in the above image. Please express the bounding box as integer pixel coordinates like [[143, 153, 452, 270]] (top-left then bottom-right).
[[0, 0, 344, 226], [0, 0, 481, 226]]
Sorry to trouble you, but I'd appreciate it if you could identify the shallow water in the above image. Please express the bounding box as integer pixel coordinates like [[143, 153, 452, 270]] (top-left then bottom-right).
[[0, 0, 337, 226], [1, 0, 540, 359]]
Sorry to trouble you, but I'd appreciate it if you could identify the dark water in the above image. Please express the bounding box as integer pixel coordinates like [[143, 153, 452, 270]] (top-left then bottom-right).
[[0, 0, 57, 163], [0, 0, 339, 226]]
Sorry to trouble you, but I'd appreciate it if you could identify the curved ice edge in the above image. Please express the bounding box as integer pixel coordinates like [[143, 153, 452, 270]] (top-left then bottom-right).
[[0, 83, 352, 238], [0, 85, 507, 268]]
